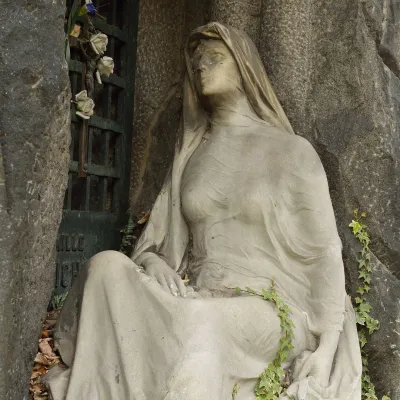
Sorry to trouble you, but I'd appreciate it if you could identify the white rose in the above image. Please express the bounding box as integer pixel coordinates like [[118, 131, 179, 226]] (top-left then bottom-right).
[[75, 90, 95, 120], [89, 33, 108, 55], [97, 56, 114, 77]]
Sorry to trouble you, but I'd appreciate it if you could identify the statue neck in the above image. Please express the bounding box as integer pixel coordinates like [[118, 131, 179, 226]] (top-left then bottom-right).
[[208, 93, 264, 131]]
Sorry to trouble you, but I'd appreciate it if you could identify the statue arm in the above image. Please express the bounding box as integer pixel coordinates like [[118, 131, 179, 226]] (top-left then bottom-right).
[[134, 251, 160, 268], [319, 330, 340, 356], [288, 137, 346, 331]]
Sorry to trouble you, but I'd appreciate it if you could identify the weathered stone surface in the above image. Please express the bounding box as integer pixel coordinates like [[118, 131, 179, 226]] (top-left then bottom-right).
[[367, 259, 400, 398], [130, 0, 185, 213], [0, 0, 71, 398], [210, 0, 262, 46]]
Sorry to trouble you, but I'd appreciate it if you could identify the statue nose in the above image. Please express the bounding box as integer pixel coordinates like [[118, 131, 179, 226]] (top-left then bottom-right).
[[197, 56, 213, 72]]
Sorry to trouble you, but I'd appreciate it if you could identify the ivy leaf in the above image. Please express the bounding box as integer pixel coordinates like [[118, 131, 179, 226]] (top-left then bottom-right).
[[358, 258, 366, 268], [359, 270, 369, 281], [366, 318, 380, 334], [232, 383, 240, 400], [349, 220, 362, 234], [356, 312, 366, 326], [357, 287, 366, 295], [358, 302, 371, 314]]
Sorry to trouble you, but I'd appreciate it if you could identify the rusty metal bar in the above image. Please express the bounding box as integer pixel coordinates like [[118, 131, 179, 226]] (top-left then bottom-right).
[[78, 62, 88, 178]]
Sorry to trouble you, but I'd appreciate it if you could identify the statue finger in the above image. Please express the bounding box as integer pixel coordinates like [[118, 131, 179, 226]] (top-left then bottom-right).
[[167, 278, 179, 296], [145, 266, 156, 278], [175, 276, 187, 298], [156, 273, 169, 293], [296, 359, 312, 381]]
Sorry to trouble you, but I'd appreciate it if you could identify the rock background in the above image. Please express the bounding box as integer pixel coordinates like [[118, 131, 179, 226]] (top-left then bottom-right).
[[131, 0, 400, 398], [0, 0, 71, 398]]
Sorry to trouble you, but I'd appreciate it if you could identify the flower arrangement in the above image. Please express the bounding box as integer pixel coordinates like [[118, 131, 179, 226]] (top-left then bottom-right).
[[65, 0, 114, 120]]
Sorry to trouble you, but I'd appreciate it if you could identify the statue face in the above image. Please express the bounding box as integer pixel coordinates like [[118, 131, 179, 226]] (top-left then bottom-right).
[[192, 39, 241, 98]]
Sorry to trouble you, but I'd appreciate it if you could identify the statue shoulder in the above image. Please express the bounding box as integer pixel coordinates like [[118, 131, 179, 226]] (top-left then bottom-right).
[[288, 135, 324, 174]]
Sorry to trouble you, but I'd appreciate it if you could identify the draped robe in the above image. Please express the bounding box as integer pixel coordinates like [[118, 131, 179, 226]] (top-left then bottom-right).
[[47, 22, 362, 400]]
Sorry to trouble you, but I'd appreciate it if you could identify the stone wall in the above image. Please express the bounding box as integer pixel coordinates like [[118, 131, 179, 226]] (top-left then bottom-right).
[[131, 0, 400, 397], [0, 0, 71, 398]]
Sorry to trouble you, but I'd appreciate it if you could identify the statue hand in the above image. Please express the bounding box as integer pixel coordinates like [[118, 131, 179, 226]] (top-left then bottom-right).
[[144, 255, 187, 298], [295, 346, 333, 388]]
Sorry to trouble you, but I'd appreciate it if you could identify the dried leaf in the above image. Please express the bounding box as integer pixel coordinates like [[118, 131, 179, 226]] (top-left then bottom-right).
[[31, 367, 47, 380], [39, 339, 55, 357], [30, 384, 46, 394], [41, 329, 50, 338], [33, 395, 49, 400], [137, 211, 150, 224], [34, 353, 50, 366], [47, 355, 61, 365]]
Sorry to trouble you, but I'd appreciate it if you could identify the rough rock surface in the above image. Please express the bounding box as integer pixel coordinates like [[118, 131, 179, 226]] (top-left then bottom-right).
[[129, 0, 185, 212], [0, 0, 71, 398]]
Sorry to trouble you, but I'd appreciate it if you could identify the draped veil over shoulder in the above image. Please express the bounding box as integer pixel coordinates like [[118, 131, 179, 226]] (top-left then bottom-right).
[[48, 22, 362, 400]]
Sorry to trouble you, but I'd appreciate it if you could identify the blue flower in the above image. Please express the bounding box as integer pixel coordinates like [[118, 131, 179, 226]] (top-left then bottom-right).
[[78, 1, 97, 16], [85, 2, 97, 16]]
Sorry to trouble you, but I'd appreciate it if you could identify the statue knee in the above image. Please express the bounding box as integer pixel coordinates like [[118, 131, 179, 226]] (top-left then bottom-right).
[[87, 250, 135, 280]]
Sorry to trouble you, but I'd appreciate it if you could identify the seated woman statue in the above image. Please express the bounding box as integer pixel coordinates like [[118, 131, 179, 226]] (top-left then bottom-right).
[[48, 22, 362, 400]]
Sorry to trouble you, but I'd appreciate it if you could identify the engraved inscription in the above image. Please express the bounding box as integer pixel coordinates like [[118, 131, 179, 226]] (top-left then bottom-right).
[[56, 233, 86, 290], [57, 234, 85, 252], [55, 261, 81, 288]]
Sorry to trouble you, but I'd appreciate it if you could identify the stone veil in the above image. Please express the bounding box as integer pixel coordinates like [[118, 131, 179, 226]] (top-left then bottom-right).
[[47, 22, 362, 400]]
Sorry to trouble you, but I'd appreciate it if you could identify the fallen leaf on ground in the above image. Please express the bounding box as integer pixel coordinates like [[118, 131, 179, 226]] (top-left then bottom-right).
[[30, 384, 46, 394], [33, 395, 48, 400], [30, 308, 66, 400], [31, 367, 47, 379], [41, 330, 50, 338], [34, 353, 50, 366], [39, 339, 55, 357]]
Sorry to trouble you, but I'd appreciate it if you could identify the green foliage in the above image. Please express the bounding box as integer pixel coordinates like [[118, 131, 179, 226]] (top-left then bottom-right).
[[65, 0, 81, 63], [119, 216, 136, 255], [235, 283, 295, 400], [51, 291, 69, 310], [349, 210, 390, 400], [232, 383, 240, 400]]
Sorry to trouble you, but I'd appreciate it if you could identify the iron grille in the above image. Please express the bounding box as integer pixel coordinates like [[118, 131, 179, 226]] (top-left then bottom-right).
[[55, 0, 138, 294]]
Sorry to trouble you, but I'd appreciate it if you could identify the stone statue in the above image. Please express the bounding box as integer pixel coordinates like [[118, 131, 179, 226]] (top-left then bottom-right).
[[47, 22, 362, 400]]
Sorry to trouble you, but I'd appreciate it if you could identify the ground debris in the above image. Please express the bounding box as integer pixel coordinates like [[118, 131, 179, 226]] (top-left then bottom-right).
[[29, 309, 64, 400]]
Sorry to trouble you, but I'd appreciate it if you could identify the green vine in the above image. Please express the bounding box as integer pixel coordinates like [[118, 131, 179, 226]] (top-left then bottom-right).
[[349, 210, 391, 400], [234, 283, 295, 400], [50, 291, 69, 310], [119, 216, 136, 255], [232, 383, 240, 400]]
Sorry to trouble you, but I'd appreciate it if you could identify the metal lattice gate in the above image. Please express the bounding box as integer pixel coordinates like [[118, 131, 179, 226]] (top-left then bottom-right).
[[55, 0, 138, 294]]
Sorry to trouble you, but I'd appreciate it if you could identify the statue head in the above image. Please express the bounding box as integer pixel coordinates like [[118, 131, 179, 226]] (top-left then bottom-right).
[[185, 22, 294, 134], [191, 39, 242, 102]]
